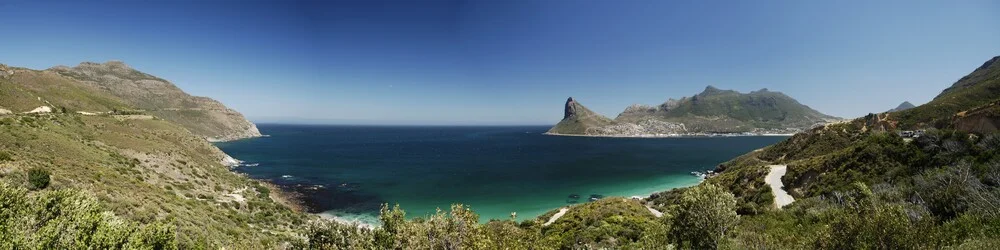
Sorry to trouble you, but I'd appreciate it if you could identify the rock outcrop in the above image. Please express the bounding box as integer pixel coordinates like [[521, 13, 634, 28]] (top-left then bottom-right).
[[953, 101, 1000, 134]]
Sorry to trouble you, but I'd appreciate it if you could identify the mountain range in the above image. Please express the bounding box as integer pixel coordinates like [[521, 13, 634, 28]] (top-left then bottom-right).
[[548, 86, 840, 136]]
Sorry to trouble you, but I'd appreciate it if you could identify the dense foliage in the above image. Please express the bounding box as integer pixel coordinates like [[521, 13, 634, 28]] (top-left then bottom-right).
[[668, 184, 739, 249], [27, 167, 50, 190], [0, 183, 176, 249]]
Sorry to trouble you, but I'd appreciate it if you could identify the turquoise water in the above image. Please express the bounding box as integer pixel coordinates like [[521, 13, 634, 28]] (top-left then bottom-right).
[[216, 125, 786, 224]]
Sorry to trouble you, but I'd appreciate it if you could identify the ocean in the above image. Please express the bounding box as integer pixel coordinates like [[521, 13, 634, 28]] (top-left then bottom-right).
[[215, 124, 787, 224]]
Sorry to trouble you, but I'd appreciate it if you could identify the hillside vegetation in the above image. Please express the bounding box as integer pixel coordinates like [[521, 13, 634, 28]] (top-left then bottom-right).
[[895, 56, 1000, 129], [673, 55, 1000, 248], [617, 86, 839, 132], [1, 62, 303, 247]]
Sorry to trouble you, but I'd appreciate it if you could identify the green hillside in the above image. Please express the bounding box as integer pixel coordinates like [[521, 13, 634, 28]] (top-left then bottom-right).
[[684, 55, 1000, 248], [0, 63, 303, 247], [896, 56, 1000, 129], [617, 86, 839, 133]]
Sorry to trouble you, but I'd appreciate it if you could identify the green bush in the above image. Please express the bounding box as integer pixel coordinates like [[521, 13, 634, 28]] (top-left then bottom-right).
[[0, 151, 12, 161], [27, 168, 51, 190], [0, 184, 177, 248], [669, 183, 740, 249]]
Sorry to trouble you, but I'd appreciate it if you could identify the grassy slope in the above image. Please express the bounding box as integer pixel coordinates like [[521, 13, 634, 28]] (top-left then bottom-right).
[[0, 69, 128, 113], [0, 113, 306, 247], [50, 62, 260, 141], [0, 66, 306, 247]]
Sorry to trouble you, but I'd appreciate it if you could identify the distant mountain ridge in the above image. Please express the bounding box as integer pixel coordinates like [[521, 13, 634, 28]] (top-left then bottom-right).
[[888, 101, 916, 112], [49, 61, 261, 141], [548, 86, 839, 136]]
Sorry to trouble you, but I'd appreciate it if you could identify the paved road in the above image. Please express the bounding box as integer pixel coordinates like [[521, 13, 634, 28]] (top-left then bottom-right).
[[766, 165, 795, 208]]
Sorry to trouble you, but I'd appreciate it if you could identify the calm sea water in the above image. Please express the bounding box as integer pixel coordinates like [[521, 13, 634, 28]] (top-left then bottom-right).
[[216, 125, 786, 224]]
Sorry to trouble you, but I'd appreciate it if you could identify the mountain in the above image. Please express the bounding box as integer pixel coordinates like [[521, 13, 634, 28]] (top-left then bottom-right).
[[49, 61, 261, 141], [548, 86, 839, 136], [546, 97, 615, 134], [888, 101, 916, 112]]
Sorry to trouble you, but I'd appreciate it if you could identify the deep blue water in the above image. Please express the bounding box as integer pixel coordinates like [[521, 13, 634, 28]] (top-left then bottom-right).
[[215, 125, 786, 223]]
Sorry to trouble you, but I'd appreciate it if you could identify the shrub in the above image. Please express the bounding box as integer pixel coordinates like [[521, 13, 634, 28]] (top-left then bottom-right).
[[0, 151, 12, 161], [669, 183, 740, 249], [818, 183, 937, 249], [0, 184, 177, 248], [27, 168, 51, 190]]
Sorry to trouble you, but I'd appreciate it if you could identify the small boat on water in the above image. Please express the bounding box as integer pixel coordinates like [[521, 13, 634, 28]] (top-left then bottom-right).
[[568, 194, 580, 199]]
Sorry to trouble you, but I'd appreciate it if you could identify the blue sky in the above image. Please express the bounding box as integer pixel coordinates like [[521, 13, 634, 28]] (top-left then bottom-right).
[[1, 0, 998, 125]]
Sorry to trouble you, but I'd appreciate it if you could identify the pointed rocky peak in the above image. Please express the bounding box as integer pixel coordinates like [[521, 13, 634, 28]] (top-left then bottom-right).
[[564, 97, 577, 119], [549, 97, 614, 134], [889, 101, 916, 112]]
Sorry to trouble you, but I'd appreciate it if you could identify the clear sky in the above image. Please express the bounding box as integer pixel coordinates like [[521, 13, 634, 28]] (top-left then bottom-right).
[[1, 0, 998, 125]]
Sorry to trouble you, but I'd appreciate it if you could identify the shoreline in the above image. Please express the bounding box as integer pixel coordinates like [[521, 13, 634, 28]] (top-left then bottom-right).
[[543, 132, 795, 138], [215, 130, 752, 229], [317, 212, 377, 229]]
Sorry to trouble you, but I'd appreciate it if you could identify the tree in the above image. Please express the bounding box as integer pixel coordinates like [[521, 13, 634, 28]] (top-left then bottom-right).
[[669, 183, 740, 249]]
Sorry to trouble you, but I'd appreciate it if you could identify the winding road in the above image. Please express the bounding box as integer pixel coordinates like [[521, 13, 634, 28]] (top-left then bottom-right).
[[765, 165, 795, 208]]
